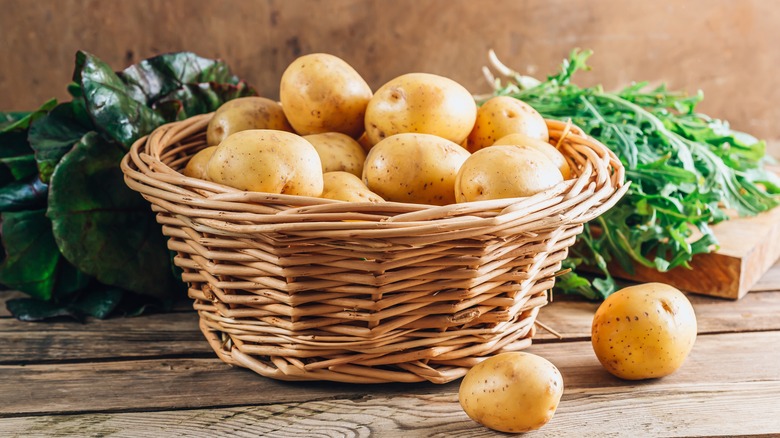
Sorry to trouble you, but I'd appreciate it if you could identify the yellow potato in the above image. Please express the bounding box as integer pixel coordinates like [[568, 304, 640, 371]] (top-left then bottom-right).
[[493, 133, 572, 179], [459, 352, 564, 433], [467, 96, 549, 153], [455, 145, 563, 202], [182, 146, 217, 179], [206, 97, 293, 146], [279, 53, 372, 138], [321, 171, 384, 203], [591, 282, 697, 380], [364, 73, 477, 146], [303, 132, 366, 177], [363, 133, 470, 205], [205, 129, 323, 196]]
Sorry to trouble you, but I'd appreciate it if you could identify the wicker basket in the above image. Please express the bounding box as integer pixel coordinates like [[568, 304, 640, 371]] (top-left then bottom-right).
[[120, 113, 626, 384]]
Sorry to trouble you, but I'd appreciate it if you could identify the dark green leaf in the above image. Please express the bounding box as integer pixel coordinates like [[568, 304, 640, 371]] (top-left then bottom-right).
[[120, 52, 240, 105], [0, 99, 57, 134], [1, 112, 32, 130], [0, 175, 48, 212], [0, 153, 38, 183], [70, 286, 124, 319], [0, 209, 60, 300], [154, 81, 256, 121], [6, 297, 79, 321], [47, 131, 175, 299], [28, 102, 93, 183], [74, 51, 164, 149]]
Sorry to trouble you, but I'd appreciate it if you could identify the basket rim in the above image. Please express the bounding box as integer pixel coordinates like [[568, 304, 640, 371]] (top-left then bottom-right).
[[120, 113, 628, 236]]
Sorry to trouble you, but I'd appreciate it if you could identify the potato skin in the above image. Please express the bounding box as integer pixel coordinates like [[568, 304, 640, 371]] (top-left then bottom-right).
[[182, 145, 217, 179], [206, 97, 293, 146], [591, 282, 697, 380], [467, 96, 549, 153], [304, 132, 367, 177], [280, 53, 372, 138], [364, 73, 477, 146], [321, 171, 384, 203], [493, 133, 572, 179], [362, 133, 470, 205], [205, 129, 323, 196], [455, 145, 563, 202], [459, 352, 564, 433]]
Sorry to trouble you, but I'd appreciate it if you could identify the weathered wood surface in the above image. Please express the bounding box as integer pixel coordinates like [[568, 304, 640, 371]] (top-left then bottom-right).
[[2, 0, 779, 147], [2, 264, 780, 435]]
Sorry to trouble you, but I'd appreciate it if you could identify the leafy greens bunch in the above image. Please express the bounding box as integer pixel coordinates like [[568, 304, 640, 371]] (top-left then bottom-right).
[[0, 51, 255, 320], [486, 50, 780, 299]]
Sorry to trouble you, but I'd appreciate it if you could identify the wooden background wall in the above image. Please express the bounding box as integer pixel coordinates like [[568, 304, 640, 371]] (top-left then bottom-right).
[[2, 0, 778, 144]]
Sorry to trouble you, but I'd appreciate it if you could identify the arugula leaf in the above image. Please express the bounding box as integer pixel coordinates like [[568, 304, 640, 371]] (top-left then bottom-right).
[[489, 49, 778, 299], [47, 131, 175, 299]]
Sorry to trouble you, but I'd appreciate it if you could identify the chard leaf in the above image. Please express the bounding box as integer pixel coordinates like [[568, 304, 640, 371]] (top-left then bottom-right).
[[0, 209, 60, 300], [154, 81, 256, 121], [0, 154, 38, 183], [47, 131, 175, 299], [28, 102, 93, 183], [74, 51, 164, 149], [0, 99, 57, 133], [120, 52, 240, 104], [0, 175, 48, 212]]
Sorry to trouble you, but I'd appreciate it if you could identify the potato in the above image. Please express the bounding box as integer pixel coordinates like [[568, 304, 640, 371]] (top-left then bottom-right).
[[206, 97, 293, 146], [205, 129, 323, 196], [321, 171, 384, 203], [364, 73, 477, 146], [493, 133, 572, 179], [362, 133, 470, 205], [182, 146, 217, 179], [591, 282, 697, 380], [303, 132, 366, 177], [467, 96, 549, 153], [459, 352, 564, 433], [455, 145, 563, 202], [279, 53, 372, 138]]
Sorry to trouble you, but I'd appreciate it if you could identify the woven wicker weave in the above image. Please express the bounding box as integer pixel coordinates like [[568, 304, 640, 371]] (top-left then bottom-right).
[[120, 113, 627, 384]]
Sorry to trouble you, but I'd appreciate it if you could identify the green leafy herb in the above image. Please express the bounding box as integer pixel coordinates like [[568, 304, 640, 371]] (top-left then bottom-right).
[[488, 49, 779, 299]]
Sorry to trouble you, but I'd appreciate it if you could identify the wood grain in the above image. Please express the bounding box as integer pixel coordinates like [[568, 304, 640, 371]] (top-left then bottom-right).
[[3, 383, 780, 438], [2, 331, 780, 436], [1, 0, 779, 145], [1, 330, 778, 417]]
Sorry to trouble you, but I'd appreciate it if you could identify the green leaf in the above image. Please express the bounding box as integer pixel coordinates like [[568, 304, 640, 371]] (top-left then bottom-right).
[[28, 101, 93, 183], [0, 99, 57, 134], [0, 112, 32, 130], [70, 286, 124, 319], [0, 209, 60, 300], [0, 175, 48, 212], [6, 297, 79, 321], [120, 52, 240, 105], [74, 51, 164, 149], [153, 81, 256, 121], [47, 131, 175, 300], [0, 154, 38, 183]]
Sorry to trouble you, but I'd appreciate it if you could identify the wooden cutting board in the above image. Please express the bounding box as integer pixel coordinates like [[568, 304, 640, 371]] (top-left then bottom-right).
[[608, 205, 780, 300]]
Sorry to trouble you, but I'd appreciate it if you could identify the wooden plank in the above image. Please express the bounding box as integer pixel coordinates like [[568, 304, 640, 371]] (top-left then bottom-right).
[[0, 312, 209, 364], [611, 205, 780, 300], [535, 289, 780, 341], [1, 330, 777, 417], [3, 382, 779, 438], [2, 290, 780, 364]]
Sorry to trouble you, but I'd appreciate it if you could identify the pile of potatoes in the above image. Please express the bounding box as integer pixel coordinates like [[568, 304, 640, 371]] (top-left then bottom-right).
[[183, 53, 572, 205]]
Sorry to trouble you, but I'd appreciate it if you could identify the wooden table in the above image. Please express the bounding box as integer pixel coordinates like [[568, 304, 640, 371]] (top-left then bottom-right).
[[2, 263, 780, 437]]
